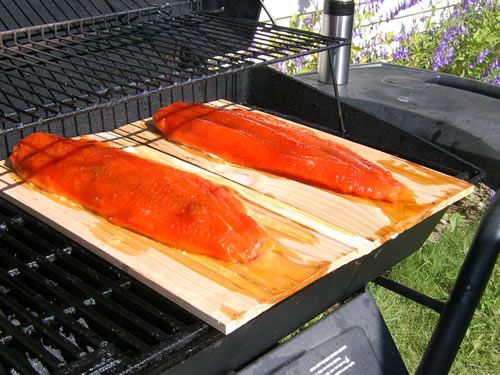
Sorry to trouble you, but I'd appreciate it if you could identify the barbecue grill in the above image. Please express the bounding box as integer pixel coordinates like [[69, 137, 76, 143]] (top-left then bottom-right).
[[0, 1, 498, 374]]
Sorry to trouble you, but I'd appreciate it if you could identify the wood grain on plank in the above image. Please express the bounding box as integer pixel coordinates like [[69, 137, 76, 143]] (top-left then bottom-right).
[[101, 100, 474, 243], [0, 156, 353, 334]]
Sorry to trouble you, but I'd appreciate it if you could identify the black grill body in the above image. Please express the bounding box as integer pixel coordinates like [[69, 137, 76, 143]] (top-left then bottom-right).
[[0, 1, 497, 374], [296, 64, 500, 189], [0, 67, 484, 374], [0, 197, 220, 374], [0, 188, 442, 375]]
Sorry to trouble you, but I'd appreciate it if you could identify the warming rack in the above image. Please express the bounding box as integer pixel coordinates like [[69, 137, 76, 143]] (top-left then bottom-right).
[[0, 4, 348, 140]]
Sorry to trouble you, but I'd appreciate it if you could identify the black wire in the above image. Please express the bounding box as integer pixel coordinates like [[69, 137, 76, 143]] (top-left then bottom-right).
[[260, 0, 277, 25], [328, 48, 346, 134]]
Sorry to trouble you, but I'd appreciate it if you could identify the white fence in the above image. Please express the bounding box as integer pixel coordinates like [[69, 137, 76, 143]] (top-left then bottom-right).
[[259, 0, 460, 52]]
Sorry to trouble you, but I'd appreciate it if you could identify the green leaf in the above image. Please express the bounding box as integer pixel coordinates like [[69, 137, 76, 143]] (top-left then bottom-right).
[[449, 212, 464, 232]]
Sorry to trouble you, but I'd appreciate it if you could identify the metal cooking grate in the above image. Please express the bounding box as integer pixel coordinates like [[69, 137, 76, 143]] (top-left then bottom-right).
[[0, 5, 347, 136], [0, 0, 171, 31], [0, 198, 220, 374]]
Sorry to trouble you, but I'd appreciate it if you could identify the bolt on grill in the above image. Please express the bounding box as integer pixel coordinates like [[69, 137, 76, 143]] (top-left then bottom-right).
[[0, 198, 220, 374], [0, 5, 347, 137]]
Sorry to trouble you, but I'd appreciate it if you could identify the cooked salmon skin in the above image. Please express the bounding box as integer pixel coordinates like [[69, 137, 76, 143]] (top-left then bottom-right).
[[154, 102, 403, 202], [9, 132, 265, 263]]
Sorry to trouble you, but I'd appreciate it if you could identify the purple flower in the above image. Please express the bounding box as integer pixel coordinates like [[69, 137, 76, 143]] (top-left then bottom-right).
[[469, 62, 475, 70], [488, 75, 500, 86], [461, 0, 482, 12], [357, 0, 386, 15], [442, 25, 466, 43], [481, 65, 491, 79], [353, 28, 361, 38], [275, 61, 286, 73], [294, 57, 303, 70], [477, 49, 490, 64], [488, 189, 496, 200], [394, 46, 410, 62], [462, 0, 490, 12], [298, 0, 313, 13], [383, 0, 423, 20], [431, 24, 468, 70], [432, 42, 455, 70], [462, 0, 475, 12], [302, 14, 313, 28], [480, 57, 500, 80]]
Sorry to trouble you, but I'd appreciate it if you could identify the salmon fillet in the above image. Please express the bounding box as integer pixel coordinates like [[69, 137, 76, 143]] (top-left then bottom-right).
[[154, 102, 403, 202], [9, 133, 265, 263]]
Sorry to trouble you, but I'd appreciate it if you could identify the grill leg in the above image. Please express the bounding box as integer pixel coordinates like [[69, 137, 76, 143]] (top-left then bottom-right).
[[416, 189, 500, 374]]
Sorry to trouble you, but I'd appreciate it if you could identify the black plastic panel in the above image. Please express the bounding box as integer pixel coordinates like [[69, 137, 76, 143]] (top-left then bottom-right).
[[239, 68, 483, 184], [296, 64, 499, 188], [239, 291, 407, 375]]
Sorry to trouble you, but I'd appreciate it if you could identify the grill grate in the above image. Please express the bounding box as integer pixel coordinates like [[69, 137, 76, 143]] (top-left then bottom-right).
[[0, 198, 220, 374], [0, 5, 347, 137], [0, 0, 171, 31]]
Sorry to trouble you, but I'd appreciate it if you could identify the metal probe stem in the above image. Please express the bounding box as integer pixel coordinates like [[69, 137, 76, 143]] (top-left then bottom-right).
[[328, 48, 346, 134], [259, 1, 276, 25]]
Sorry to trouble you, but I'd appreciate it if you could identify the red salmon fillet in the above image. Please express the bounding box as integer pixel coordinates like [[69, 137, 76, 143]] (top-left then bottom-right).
[[154, 102, 403, 202], [9, 133, 265, 263]]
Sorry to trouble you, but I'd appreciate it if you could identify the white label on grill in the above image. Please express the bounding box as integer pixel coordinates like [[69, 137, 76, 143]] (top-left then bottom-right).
[[309, 344, 356, 375]]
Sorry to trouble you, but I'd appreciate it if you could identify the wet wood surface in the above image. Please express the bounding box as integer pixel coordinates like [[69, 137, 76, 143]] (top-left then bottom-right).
[[0, 100, 473, 334]]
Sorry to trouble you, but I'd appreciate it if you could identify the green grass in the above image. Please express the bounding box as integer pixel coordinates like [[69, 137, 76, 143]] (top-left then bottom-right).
[[370, 217, 499, 374]]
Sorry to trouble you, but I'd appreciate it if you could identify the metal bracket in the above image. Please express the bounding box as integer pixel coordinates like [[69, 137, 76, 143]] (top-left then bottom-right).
[[373, 276, 445, 314], [259, 1, 277, 25], [417, 188, 500, 374], [375, 189, 500, 373], [328, 48, 346, 134]]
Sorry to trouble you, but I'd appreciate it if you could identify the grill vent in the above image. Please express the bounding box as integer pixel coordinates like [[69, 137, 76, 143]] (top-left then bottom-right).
[[0, 198, 219, 374]]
